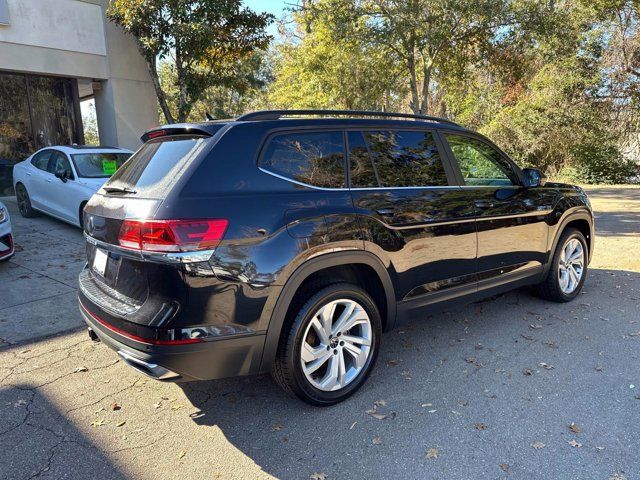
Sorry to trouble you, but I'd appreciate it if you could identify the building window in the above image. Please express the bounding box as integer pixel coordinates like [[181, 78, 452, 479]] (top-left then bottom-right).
[[0, 71, 82, 194]]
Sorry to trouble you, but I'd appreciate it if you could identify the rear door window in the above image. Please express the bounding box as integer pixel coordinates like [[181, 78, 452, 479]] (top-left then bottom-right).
[[260, 131, 346, 188], [31, 150, 52, 171], [105, 136, 208, 197], [352, 130, 448, 188]]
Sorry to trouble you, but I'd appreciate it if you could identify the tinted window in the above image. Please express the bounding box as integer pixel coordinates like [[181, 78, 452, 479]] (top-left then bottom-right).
[[105, 136, 207, 198], [446, 135, 517, 186], [364, 130, 448, 187], [31, 150, 51, 171], [261, 131, 345, 188], [72, 153, 131, 178], [47, 152, 72, 177], [348, 131, 378, 188]]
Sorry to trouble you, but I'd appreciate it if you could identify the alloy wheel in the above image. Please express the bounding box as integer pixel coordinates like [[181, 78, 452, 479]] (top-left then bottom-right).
[[300, 298, 372, 392], [558, 238, 584, 294]]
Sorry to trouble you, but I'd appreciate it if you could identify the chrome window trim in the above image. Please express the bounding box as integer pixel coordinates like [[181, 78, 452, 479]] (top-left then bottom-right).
[[84, 233, 215, 264], [259, 167, 462, 192]]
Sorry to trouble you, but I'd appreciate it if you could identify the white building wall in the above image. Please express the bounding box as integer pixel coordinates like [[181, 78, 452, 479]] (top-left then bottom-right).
[[0, 0, 158, 150]]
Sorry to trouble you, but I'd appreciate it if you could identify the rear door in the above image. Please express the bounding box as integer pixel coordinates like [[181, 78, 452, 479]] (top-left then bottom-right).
[[27, 149, 53, 210], [348, 128, 478, 313], [441, 132, 554, 291]]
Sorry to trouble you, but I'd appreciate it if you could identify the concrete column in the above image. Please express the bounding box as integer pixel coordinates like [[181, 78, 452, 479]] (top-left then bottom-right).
[[94, 2, 158, 151]]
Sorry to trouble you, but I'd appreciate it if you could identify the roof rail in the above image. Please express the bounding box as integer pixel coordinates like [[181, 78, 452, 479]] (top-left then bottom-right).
[[236, 109, 460, 127]]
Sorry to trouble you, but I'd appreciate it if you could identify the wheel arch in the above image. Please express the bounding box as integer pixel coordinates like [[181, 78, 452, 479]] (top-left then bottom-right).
[[545, 209, 594, 276], [259, 250, 396, 372]]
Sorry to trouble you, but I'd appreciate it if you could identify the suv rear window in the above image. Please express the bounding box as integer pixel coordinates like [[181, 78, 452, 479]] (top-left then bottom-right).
[[260, 131, 346, 188], [105, 136, 207, 197], [352, 130, 448, 188]]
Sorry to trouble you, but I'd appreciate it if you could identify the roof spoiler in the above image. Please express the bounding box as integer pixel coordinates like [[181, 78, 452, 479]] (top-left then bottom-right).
[[140, 126, 214, 143]]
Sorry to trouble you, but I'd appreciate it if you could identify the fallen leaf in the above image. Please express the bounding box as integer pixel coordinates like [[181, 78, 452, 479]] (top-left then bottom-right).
[[539, 362, 554, 370], [372, 436, 382, 445], [349, 421, 357, 430], [628, 331, 640, 337], [14, 399, 28, 407], [532, 441, 545, 449], [271, 423, 285, 431], [568, 422, 582, 433], [458, 400, 469, 407], [94, 407, 105, 414], [595, 366, 604, 372], [596, 446, 605, 451], [386, 359, 399, 367], [529, 324, 543, 330], [520, 334, 534, 341], [523, 368, 533, 376], [474, 423, 488, 430], [499, 463, 509, 472], [115, 421, 126, 427], [374, 400, 387, 407], [153, 402, 162, 409], [74, 366, 88, 373], [171, 404, 183, 411], [178, 450, 187, 459], [543, 341, 558, 349], [111, 403, 121, 411], [465, 357, 477, 364], [91, 419, 106, 427], [475, 343, 484, 350], [309, 473, 326, 480], [421, 403, 433, 408], [426, 448, 439, 459], [568, 440, 582, 448]]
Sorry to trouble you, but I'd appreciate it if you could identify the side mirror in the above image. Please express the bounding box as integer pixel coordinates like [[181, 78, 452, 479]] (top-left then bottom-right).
[[523, 168, 545, 188], [55, 168, 69, 182]]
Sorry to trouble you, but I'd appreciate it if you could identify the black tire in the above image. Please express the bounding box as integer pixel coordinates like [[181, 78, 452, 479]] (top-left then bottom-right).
[[79, 202, 87, 229], [537, 228, 588, 302], [16, 183, 36, 218], [272, 282, 382, 406]]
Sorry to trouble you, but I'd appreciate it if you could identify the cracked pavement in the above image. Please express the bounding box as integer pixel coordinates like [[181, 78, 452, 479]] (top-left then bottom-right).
[[1, 186, 639, 480]]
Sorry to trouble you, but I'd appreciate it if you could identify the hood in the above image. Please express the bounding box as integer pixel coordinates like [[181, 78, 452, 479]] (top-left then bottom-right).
[[76, 177, 109, 191]]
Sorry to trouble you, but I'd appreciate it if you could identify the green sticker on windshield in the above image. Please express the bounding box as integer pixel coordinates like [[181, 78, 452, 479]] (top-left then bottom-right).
[[102, 160, 117, 175]]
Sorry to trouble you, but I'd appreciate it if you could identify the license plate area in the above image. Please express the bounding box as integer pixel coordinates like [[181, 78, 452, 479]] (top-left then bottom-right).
[[93, 248, 108, 277]]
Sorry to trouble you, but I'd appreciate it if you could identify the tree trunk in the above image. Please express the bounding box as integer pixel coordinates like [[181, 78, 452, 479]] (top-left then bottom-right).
[[421, 64, 432, 115], [144, 53, 174, 124], [408, 53, 420, 115]]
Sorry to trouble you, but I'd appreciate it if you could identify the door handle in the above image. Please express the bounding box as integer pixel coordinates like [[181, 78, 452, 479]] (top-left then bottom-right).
[[474, 200, 495, 210], [26, 172, 32, 176], [376, 207, 396, 217]]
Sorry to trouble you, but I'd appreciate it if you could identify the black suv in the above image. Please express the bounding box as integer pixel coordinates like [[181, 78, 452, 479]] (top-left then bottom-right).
[[79, 110, 594, 405]]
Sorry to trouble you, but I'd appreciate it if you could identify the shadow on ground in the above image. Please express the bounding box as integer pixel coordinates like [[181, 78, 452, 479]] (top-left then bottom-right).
[[178, 268, 639, 479]]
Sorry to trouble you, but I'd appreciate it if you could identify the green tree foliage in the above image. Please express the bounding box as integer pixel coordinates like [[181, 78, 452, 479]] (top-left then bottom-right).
[[270, 0, 640, 183], [107, 0, 273, 123], [158, 50, 273, 121]]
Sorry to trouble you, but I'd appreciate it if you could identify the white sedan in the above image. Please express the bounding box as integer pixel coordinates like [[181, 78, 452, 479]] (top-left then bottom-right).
[[12, 146, 132, 228], [0, 200, 13, 261]]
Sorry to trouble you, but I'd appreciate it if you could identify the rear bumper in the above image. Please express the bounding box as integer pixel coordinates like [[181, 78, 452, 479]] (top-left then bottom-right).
[[79, 301, 266, 382]]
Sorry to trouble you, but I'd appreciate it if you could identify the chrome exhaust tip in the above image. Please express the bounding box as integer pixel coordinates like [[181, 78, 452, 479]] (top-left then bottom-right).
[[117, 350, 180, 381]]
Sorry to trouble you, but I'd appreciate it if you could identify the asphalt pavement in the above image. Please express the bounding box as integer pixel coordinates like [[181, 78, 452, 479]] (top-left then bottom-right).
[[0, 186, 639, 480]]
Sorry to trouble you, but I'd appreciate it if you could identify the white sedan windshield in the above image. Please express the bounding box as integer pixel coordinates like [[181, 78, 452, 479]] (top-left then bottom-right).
[[71, 153, 131, 178]]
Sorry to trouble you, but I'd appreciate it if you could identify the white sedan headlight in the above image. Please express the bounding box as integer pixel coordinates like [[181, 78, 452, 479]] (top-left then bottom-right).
[[0, 205, 7, 224]]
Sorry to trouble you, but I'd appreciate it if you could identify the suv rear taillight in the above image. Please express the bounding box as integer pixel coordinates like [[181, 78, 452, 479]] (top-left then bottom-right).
[[118, 219, 228, 252]]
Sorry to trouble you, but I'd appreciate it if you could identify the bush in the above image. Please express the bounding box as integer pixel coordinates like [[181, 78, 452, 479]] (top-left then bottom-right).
[[556, 142, 638, 184]]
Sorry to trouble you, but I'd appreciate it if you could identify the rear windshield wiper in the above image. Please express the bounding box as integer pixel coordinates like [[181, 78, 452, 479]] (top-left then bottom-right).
[[102, 186, 137, 194]]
